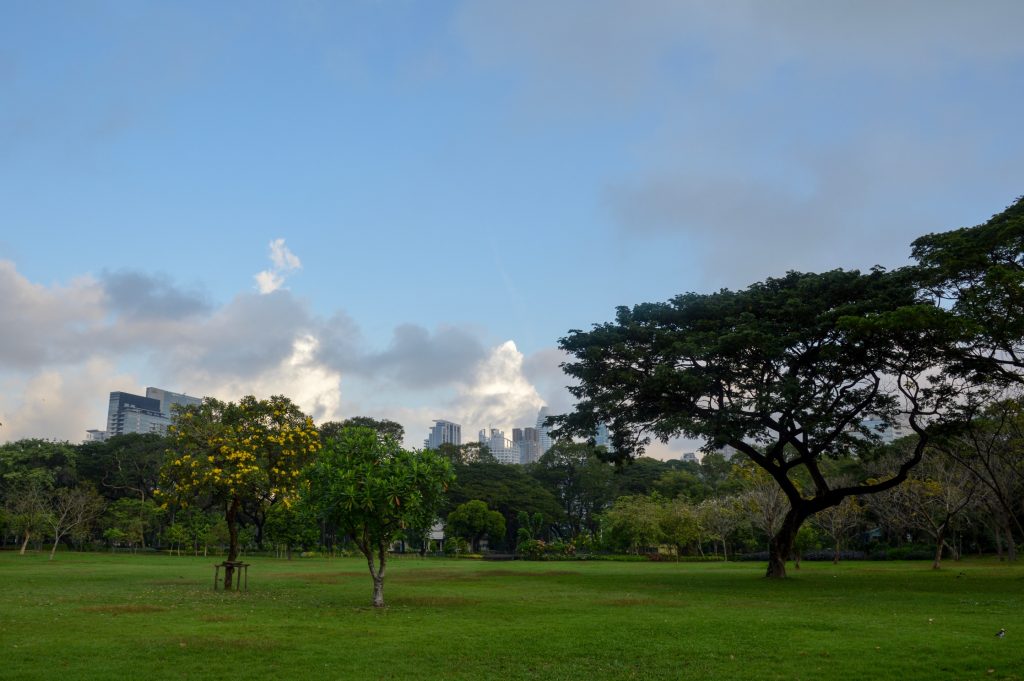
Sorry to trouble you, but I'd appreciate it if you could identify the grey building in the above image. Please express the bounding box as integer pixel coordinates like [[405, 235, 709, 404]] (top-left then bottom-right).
[[536, 407, 554, 457], [513, 427, 540, 464], [96, 387, 203, 440]]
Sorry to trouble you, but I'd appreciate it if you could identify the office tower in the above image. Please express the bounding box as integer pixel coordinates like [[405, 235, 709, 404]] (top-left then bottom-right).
[[478, 428, 518, 465], [513, 427, 540, 464], [96, 386, 202, 440], [536, 406, 554, 457], [425, 420, 462, 450]]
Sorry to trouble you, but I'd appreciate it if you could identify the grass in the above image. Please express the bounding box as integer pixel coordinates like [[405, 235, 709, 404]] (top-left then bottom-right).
[[1, 552, 1022, 680]]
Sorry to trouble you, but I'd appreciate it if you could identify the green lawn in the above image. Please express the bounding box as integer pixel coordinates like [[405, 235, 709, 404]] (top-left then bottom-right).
[[1, 552, 1021, 680]]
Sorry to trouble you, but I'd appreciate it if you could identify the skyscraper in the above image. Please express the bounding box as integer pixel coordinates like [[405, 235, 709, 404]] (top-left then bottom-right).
[[513, 427, 540, 464], [594, 422, 614, 453], [536, 406, 554, 457], [425, 420, 461, 450], [479, 428, 518, 465], [96, 387, 202, 440], [106, 391, 167, 437]]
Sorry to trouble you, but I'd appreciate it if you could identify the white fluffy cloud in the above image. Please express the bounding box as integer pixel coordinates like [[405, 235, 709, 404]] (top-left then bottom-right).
[[255, 238, 302, 294], [0, 259, 570, 450]]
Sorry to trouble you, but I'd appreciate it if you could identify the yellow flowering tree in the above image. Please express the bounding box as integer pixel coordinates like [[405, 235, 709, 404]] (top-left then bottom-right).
[[159, 395, 320, 587]]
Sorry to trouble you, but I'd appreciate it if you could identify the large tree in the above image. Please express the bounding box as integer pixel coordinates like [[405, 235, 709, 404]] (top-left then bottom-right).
[[556, 267, 986, 577], [159, 395, 320, 588], [530, 442, 613, 539], [303, 426, 453, 607]]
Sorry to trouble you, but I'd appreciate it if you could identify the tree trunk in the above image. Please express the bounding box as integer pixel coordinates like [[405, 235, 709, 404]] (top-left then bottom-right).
[[766, 509, 804, 579], [49, 534, 61, 560], [224, 497, 240, 589], [19, 531, 30, 555], [932, 527, 946, 570], [363, 540, 388, 608]]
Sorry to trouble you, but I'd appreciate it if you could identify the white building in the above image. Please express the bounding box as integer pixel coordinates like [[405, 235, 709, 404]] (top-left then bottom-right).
[[479, 428, 519, 465], [425, 420, 461, 450]]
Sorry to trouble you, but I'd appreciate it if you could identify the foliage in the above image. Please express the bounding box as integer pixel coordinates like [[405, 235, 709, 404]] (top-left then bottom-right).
[[159, 395, 320, 585], [434, 442, 497, 465], [446, 461, 563, 548], [602, 495, 663, 554], [303, 426, 453, 607], [912, 197, 1024, 377], [530, 442, 613, 538], [102, 498, 164, 551], [320, 417, 406, 444], [555, 265, 996, 577], [447, 500, 506, 552], [46, 484, 105, 559]]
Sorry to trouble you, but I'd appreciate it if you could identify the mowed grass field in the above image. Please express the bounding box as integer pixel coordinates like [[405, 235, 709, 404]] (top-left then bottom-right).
[[1, 552, 1022, 680]]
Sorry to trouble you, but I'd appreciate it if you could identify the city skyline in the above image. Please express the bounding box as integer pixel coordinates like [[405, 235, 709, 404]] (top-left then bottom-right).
[[2, 3, 1023, 458]]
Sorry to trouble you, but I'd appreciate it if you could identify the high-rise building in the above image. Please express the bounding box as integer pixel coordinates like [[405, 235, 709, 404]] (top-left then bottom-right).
[[513, 427, 540, 464], [594, 422, 614, 453], [681, 452, 699, 463], [145, 387, 202, 419], [536, 407, 554, 457], [425, 420, 461, 450], [106, 391, 167, 437], [479, 428, 518, 465], [94, 387, 202, 441]]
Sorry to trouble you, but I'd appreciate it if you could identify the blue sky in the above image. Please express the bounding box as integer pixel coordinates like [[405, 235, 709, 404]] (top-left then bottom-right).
[[2, 1, 1023, 455]]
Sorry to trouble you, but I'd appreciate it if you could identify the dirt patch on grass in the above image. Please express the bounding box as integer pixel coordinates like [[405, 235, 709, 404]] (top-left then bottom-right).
[[275, 571, 364, 583], [199, 614, 237, 623], [391, 595, 481, 607], [392, 569, 480, 582], [81, 604, 169, 615], [147, 579, 201, 586]]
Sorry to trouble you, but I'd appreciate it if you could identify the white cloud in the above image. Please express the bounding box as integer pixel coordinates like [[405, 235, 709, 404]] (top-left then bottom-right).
[[0, 261, 562, 448], [0, 359, 137, 442], [453, 340, 545, 433], [182, 334, 343, 425], [255, 238, 302, 294]]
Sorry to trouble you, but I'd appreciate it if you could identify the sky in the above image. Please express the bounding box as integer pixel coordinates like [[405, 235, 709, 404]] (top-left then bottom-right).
[[2, 1, 1023, 456]]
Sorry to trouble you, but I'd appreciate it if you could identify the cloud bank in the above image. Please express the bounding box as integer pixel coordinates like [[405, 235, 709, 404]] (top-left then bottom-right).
[[0, 258, 569, 448]]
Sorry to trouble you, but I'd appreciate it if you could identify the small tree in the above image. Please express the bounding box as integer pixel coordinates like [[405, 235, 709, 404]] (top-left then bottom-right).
[[660, 497, 700, 559], [159, 395, 320, 588], [698, 497, 741, 560], [603, 495, 663, 554], [811, 495, 863, 564], [304, 427, 453, 607], [867, 449, 980, 569], [446, 500, 506, 552], [5, 477, 51, 554], [47, 485, 104, 559]]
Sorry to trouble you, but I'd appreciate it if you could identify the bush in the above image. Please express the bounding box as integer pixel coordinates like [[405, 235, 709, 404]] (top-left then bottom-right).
[[516, 539, 547, 560]]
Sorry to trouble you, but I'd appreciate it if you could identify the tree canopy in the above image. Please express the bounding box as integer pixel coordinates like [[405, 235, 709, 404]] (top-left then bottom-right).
[[159, 395, 319, 587], [303, 426, 453, 607], [555, 265, 991, 577]]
